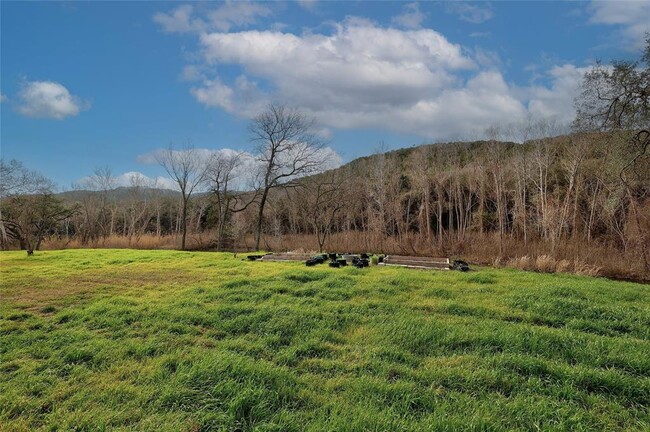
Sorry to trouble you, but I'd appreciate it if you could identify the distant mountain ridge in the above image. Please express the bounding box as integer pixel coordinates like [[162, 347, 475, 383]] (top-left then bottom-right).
[[53, 134, 585, 203], [56, 186, 182, 202]]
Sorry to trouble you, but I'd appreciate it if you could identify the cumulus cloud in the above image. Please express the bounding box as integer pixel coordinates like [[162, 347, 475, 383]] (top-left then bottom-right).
[[153, 4, 198, 33], [588, 1, 650, 50], [314, 145, 343, 170], [194, 18, 476, 126], [154, 2, 271, 34], [191, 78, 236, 111], [392, 2, 426, 30], [208, 1, 271, 31], [446, 2, 494, 24], [154, 4, 593, 141], [115, 171, 179, 190], [183, 17, 587, 139], [523, 64, 590, 121], [190, 75, 267, 117], [17, 80, 88, 119]]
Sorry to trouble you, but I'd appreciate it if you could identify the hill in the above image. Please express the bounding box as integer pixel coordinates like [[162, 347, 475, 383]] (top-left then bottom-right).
[[11, 131, 649, 280], [56, 186, 181, 203]]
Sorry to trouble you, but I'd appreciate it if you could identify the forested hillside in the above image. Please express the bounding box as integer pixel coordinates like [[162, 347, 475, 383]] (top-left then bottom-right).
[[239, 130, 649, 280], [2, 130, 648, 280]]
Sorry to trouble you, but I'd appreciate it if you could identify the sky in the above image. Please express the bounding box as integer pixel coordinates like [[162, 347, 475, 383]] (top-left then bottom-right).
[[1, 1, 648, 190]]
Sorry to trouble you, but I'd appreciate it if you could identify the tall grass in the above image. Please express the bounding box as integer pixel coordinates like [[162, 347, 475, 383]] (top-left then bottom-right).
[[273, 232, 646, 281], [507, 255, 602, 276], [43, 232, 218, 251]]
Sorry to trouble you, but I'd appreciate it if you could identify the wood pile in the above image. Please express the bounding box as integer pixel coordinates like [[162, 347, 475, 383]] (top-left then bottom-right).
[[260, 253, 313, 262], [381, 255, 450, 270]]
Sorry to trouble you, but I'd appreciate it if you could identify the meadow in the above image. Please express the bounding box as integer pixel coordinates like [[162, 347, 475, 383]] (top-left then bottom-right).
[[1, 249, 649, 431]]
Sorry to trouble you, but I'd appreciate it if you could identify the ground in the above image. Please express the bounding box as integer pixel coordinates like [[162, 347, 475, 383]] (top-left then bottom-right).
[[0, 249, 649, 431]]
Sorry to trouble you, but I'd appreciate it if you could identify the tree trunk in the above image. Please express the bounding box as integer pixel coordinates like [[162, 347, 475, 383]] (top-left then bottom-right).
[[181, 197, 188, 250], [156, 207, 161, 237], [0, 208, 8, 249], [255, 189, 270, 251], [628, 189, 650, 273], [424, 184, 431, 244], [478, 174, 485, 234]]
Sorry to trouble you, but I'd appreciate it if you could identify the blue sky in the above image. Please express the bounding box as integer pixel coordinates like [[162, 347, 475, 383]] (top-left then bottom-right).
[[1, 1, 648, 189]]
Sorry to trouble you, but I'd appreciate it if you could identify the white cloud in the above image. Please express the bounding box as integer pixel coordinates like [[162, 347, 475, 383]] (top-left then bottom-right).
[[392, 2, 426, 30], [472, 47, 503, 68], [194, 18, 476, 126], [154, 2, 271, 34], [153, 5, 594, 141], [180, 65, 204, 82], [316, 127, 332, 140], [315, 146, 342, 171], [446, 2, 494, 24], [185, 17, 587, 139], [136, 148, 212, 165], [588, 1, 650, 50], [17, 80, 88, 119], [153, 4, 200, 33], [190, 75, 267, 117], [207, 1, 272, 32], [0, 94, 7, 103], [191, 78, 236, 111], [523, 64, 590, 121], [116, 171, 179, 190]]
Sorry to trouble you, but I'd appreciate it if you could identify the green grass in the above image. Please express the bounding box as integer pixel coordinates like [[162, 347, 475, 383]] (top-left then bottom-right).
[[1, 249, 649, 431]]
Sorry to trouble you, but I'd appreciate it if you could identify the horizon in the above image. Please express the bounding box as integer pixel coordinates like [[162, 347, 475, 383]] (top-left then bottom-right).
[[1, 1, 648, 189]]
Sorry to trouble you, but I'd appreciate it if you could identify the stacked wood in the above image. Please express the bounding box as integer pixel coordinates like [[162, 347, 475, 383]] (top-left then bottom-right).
[[260, 253, 313, 262], [381, 255, 450, 270]]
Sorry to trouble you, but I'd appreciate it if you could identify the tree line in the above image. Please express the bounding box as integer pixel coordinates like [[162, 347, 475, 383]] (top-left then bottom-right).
[[1, 38, 648, 278]]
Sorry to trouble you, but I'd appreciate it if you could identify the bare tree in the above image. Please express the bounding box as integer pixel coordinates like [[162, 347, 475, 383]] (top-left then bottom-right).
[[574, 34, 650, 271], [249, 103, 326, 251], [2, 193, 75, 253], [299, 170, 349, 252], [123, 173, 158, 242], [0, 159, 54, 248], [485, 125, 509, 256], [205, 151, 259, 250], [0, 159, 52, 197], [408, 147, 433, 245], [0, 160, 75, 254], [98, 166, 117, 238], [155, 144, 208, 250]]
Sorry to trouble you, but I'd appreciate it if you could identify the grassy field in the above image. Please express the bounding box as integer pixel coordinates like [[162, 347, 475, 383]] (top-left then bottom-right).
[[1, 250, 649, 431]]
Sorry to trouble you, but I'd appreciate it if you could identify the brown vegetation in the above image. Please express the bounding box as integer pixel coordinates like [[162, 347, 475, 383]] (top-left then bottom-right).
[[3, 128, 649, 282], [2, 128, 648, 282]]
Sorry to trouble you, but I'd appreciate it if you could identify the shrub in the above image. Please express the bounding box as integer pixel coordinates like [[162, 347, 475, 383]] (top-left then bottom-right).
[[575, 261, 601, 277], [535, 255, 557, 273], [555, 259, 572, 273], [507, 256, 532, 271]]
